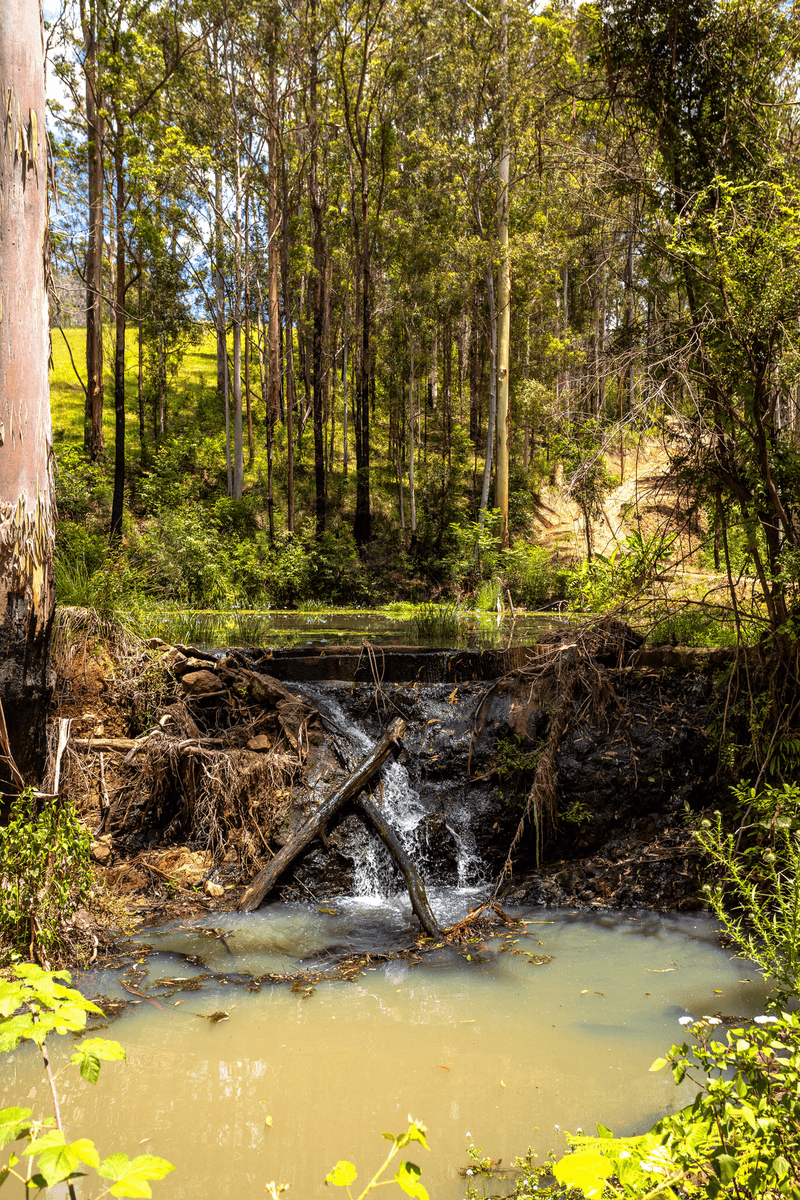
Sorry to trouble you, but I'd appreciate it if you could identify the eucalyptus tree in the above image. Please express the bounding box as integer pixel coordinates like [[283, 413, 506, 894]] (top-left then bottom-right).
[[97, 1, 211, 537], [0, 0, 56, 784], [332, 0, 407, 548]]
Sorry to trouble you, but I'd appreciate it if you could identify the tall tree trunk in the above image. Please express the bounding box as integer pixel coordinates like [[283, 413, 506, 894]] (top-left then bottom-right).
[[342, 282, 349, 475], [408, 337, 417, 545], [0, 0, 56, 784], [255, 277, 275, 541], [110, 140, 127, 540], [353, 176, 371, 547], [267, 36, 280, 520], [81, 0, 105, 463], [495, 0, 511, 548], [244, 190, 254, 468], [137, 254, 145, 465], [479, 269, 498, 524], [309, 0, 327, 536], [214, 167, 226, 407], [281, 162, 295, 533]]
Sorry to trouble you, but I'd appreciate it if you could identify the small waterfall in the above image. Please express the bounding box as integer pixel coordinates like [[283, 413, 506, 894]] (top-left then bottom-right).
[[302, 688, 486, 900]]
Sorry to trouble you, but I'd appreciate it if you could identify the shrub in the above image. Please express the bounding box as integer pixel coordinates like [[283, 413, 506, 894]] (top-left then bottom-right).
[[134, 503, 231, 606], [54, 445, 110, 523], [554, 1011, 800, 1200], [503, 543, 562, 607], [0, 789, 93, 968]]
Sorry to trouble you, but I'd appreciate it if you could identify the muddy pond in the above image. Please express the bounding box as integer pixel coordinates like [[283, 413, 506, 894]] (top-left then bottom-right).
[[2, 904, 766, 1199]]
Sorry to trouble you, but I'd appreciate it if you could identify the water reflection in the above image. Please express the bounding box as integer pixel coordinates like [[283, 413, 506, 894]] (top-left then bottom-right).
[[136, 607, 564, 651]]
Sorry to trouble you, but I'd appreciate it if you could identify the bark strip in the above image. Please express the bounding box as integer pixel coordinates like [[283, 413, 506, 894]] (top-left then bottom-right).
[[238, 716, 406, 912]]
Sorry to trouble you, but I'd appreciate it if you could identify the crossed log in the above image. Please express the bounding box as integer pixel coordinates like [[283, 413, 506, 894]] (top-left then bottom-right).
[[238, 717, 441, 938]]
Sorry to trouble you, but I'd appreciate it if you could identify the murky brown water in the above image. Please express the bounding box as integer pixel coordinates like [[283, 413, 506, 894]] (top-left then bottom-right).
[[2, 906, 767, 1199]]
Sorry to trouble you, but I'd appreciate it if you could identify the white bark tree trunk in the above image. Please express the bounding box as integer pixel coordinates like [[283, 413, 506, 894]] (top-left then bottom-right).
[[0, 0, 56, 785]]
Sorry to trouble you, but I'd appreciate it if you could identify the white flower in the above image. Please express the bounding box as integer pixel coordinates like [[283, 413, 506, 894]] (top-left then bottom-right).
[[678, 1016, 693, 1026], [701, 1016, 721, 1025], [754, 1015, 778, 1025], [554, 1124, 560, 1131], [466, 1133, 472, 1140]]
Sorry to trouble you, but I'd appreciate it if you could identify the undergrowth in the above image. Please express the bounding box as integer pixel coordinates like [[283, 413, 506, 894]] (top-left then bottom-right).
[[0, 789, 94, 969]]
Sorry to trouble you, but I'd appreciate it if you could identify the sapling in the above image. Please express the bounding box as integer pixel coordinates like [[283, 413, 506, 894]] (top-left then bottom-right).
[[0, 963, 173, 1198]]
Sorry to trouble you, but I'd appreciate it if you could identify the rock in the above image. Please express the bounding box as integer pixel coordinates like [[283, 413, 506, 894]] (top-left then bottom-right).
[[145, 637, 168, 650], [180, 669, 225, 695], [246, 672, 297, 706], [247, 734, 271, 751], [90, 840, 113, 864], [205, 880, 224, 897], [162, 649, 188, 671]]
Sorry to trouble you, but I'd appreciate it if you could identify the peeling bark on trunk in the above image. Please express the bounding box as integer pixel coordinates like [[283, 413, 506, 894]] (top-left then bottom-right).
[[0, 0, 56, 786]]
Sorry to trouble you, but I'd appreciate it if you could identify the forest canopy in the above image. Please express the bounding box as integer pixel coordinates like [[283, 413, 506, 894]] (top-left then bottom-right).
[[44, 0, 800, 632]]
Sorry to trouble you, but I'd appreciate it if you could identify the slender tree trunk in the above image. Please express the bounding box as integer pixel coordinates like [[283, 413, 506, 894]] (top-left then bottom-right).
[[0, 0, 56, 784], [408, 337, 417, 544], [81, 0, 105, 462], [495, 0, 511, 548], [309, 0, 326, 536], [342, 282, 349, 475], [281, 163, 295, 532], [244, 192, 254, 467], [137, 255, 145, 464], [354, 178, 371, 547], [214, 167, 226, 405], [267, 38, 281, 451], [479, 269, 498, 524], [110, 140, 127, 540]]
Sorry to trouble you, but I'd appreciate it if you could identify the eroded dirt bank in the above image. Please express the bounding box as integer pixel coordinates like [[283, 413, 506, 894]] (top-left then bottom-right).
[[53, 618, 726, 927]]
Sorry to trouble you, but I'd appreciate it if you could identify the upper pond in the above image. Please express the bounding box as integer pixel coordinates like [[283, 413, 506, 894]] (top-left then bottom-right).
[[2, 905, 767, 1199], [140, 607, 565, 651]]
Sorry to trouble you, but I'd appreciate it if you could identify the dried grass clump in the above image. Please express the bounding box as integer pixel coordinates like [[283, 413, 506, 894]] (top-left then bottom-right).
[[133, 735, 299, 871]]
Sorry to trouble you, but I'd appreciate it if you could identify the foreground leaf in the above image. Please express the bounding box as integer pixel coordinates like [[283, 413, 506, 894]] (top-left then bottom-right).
[[98, 1153, 174, 1198]]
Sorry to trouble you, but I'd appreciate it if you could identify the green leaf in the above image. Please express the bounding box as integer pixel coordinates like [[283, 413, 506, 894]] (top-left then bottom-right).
[[596, 1124, 614, 1140], [97, 1153, 174, 1198], [395, 1161, 429, 1199], [71, 1038, 126, 1084], [649, 1058, 668, 1072], [0, 1108, 32, 1150], [325, 1160, 357, 1187], [773, 1156, 790, 1181], [554, 1151, 613, 1198], [712, 1154, 738, 1185]]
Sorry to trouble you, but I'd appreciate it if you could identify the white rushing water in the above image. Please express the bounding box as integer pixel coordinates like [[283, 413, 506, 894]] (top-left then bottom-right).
[[305, 689, 485, 903]]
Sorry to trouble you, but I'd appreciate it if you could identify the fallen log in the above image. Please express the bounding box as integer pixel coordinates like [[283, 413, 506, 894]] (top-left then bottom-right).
[[238, 716, 407, 912], [355, 791, 441, 938]]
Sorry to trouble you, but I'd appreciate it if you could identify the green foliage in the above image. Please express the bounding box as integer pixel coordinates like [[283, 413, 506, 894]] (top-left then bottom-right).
[[475, 578, 501, 612], [503, 543, 566, 608], [0, 789, 93, 968], [568, 532, 675, 614], [325, 1118, 429, 1200], [552, 422, 616, 558], [693, 782, 800, 1005], [0, 965, 173, 1198], [55, 446, 111, 524], [554, 1011, 800, 1200], [648, 610, 738, 649], [411, 601, 464, 642], [134, 503, 232, 607]]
